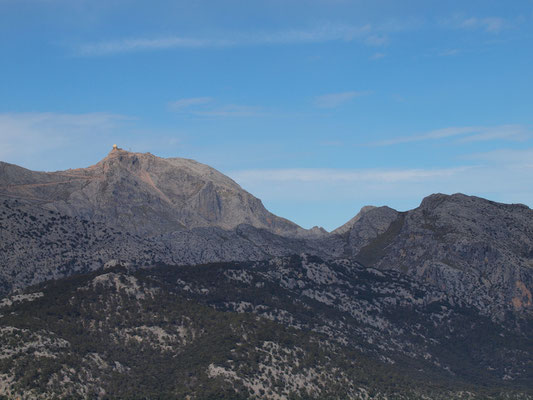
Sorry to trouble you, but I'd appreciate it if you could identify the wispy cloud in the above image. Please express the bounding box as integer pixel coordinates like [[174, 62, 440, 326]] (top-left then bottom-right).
[[231, 166, 469, 184], [0, 112, 131, 169], [458, 125, 530, 142], [370, 125, 530, 146], [466, 147, 533, 165], [445, 16, 509, 34], [364, 34, 388, 46], [460, 17, 506, 33], [193, 105, 264, 118], [438, 49, 460, 57], [168, 97, 213, 111], [168, 98, 264, 118], [78, 37, 234, 56], [314, 91, 371, 108], [370, 52, 386, 60], [76, 23, 384, 56]]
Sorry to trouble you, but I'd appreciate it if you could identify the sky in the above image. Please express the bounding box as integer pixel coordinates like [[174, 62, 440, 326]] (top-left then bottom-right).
[[1, 0, 532, 231]]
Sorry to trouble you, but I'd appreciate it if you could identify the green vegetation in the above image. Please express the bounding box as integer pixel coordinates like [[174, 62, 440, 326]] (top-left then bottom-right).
[[0, 261, 531, 399]]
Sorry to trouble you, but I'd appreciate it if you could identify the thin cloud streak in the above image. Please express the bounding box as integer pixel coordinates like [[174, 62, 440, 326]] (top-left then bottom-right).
[[168, 97, 213, 111], [76, 24, 380, 56], [75, 15, 513, 57], [370, 125, 530, 146], [168, 98, 265, 118], [460, 17, 506, 33], [465, 147, 533, 164], [0, 112, 131, 168], [439, 49, 460, 57], [370, 52, 386, 60], [458, 125, 530, 142], [314, 91, 371, 108], [444, 16, 510, 34], [78, 37, 236, 56], [231, 166, 470, 184], [193, 105, 265, 118]]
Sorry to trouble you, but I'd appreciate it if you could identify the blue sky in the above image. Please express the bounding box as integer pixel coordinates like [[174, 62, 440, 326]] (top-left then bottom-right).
[[1, 0, 532, 231]]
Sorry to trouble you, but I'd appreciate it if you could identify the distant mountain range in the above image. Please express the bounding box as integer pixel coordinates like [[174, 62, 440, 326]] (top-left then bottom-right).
[[1, 148, 532, 398]]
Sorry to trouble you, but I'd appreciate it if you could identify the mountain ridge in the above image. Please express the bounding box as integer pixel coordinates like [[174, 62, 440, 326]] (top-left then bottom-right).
[[1, 149, 533, 398], [1, 150, 532, 322], [0, 148, 325, 238]]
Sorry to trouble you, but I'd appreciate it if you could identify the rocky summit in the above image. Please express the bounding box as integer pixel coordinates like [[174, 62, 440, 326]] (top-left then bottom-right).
[[0, 149, 532, 399], [0, 148, 317, 237]]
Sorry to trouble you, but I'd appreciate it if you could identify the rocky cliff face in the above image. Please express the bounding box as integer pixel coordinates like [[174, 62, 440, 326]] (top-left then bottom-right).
[[0, 149, 320, 237], [0, 149, 334, 295], [0, 197, 328, 295], [339, 193, 533, 322]]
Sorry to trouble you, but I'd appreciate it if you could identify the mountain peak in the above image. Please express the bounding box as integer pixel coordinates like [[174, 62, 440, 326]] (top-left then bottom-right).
[[103, 146, 153, 161], [332, 205, 378, 235], [1, 149, 311, 237], [419, 192, 531, 212]]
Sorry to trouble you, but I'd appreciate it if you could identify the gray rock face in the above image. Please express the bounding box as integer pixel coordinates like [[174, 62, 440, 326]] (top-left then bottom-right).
[[342, 206, 400, 257], [341, 193, 533, 321], [332, 205, 377, 235], [0, 149, 318, 238], [0, 198, 324, 295]]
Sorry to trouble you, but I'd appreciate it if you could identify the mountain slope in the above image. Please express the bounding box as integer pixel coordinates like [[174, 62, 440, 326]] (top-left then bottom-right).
[[0, 197, 328, 295], [1, 258, 531, 399], [332, 205, 377, 235], [1, 151, 533, 398], [0, 148, 318, 237], [340, 193, 533, 322], [2, 152, 533, 324]]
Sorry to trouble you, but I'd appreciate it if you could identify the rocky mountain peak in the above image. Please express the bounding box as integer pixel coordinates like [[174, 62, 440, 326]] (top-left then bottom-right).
[[332, 205, 392, 236], [336, 192, 533, 319], [419, 192, 482, 210], [0, 149, 313, 237]]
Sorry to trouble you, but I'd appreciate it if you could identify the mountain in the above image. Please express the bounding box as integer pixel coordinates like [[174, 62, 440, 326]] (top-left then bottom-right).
[[1, 151, 532, 322], [331, 205, 378, 235], [0, 148, 333, 294], [1, 149, 533, 398], [338, 194, 533, 323], [1, 151, 532, 323], [0, 147, 320, 237], [0, 257, 531, 399]]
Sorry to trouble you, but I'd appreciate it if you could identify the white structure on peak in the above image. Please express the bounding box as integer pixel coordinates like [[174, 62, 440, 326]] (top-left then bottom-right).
[[112, 144, 118, 151]]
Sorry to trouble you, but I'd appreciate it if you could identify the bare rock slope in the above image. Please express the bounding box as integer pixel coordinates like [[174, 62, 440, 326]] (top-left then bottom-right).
[[339, 193, 533, 321], [0, 149, 331, 294], [0, 148, 317, 237]]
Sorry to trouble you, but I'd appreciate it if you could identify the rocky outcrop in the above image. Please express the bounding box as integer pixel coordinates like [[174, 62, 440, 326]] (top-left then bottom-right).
[[0, 198, 324, 295], [0, 149, 320, 237], [332, 205, 377, 235], [340, 193, 533, 321]]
